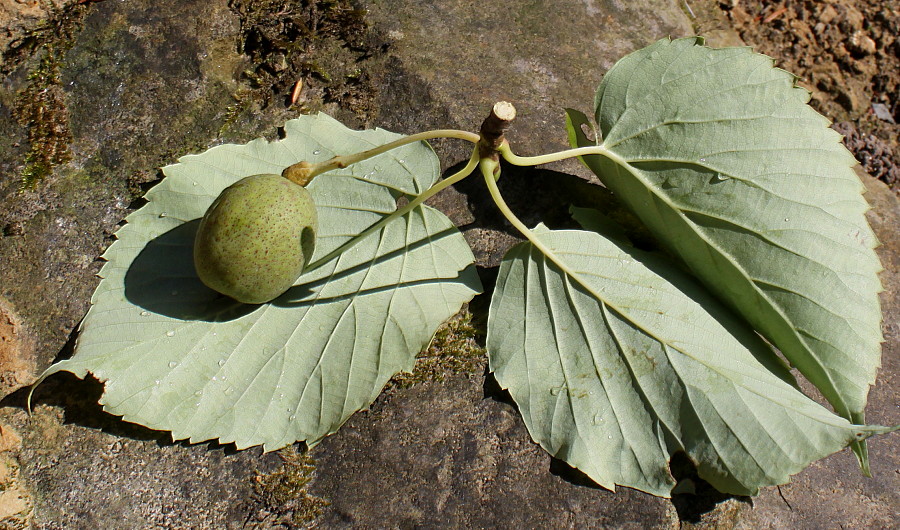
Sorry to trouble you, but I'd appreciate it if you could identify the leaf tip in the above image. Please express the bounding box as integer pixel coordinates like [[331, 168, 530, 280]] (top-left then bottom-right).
[[26, 360, 79, 414], [850, 439, 871, 476]]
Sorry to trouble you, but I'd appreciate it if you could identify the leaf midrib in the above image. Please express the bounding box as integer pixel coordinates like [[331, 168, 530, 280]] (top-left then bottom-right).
[[528, 224, 861, 433], [589, 145, 851, 418]]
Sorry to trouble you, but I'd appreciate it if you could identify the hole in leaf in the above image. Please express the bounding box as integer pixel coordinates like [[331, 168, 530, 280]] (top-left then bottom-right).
[[580, 123, 596, 143]]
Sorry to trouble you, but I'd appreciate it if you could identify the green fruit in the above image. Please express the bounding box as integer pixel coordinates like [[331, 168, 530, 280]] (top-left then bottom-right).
[[193, 174, 318, 304]]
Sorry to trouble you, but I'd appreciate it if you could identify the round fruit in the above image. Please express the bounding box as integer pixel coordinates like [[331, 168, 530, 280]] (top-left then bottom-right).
[[193, 174, 318, 304]]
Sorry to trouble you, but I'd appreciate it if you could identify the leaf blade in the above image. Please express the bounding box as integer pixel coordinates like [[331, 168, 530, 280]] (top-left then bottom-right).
[[47, 113, 481, 450], [487, 227, 886, 496], [568, 38, 883, 465]]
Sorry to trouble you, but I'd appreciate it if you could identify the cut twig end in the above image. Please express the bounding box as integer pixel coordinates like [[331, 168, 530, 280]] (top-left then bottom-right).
[[479, 101, 517, 160], [492, 101, 516, 122]]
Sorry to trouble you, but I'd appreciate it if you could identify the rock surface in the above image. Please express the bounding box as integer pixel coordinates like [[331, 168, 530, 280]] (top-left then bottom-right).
[[0, 0, 76, 72], [0, 0, 896, 528]]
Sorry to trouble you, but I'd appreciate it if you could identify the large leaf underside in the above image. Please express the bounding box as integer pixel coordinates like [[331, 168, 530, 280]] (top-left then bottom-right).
[[45, 114, 481, 450], [568, 38, 883, 452], [487, 225, 885, 496]]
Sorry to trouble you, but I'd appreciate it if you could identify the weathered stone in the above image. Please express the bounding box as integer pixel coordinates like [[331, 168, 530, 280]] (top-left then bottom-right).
[[1, 1, 282, 527], [0, 0, 895, 528], [4, 399, 279, 528], [0, 297, 35, 398], [310, 373, 677, 527], [0, 0, 75, 69]]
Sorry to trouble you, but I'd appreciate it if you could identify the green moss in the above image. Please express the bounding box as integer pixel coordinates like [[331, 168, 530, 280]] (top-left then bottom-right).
[[9, 1, 92, 190], [14, 47, 72, 189], [391, 309, 487, 389], [252, 446, 329, 526], [1, 2, 89, 76]]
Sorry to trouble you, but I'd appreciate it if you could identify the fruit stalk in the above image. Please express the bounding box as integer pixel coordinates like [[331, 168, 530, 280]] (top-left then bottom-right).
[[282, 129, 480, 186]]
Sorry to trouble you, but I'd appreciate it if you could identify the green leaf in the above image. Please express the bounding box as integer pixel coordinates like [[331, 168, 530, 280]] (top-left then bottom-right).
[[567, 37, 883, 468], [487, 225, 888, 496], [41, 113, 481, 450]]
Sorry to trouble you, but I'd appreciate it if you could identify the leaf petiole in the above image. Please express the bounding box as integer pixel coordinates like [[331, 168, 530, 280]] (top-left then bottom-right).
[[480, 158, 559, 263], [481, 157, 623, 322], [481, 157, 619, 307], [302, 147, 481, 275], [498, 141, 607, 167]]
